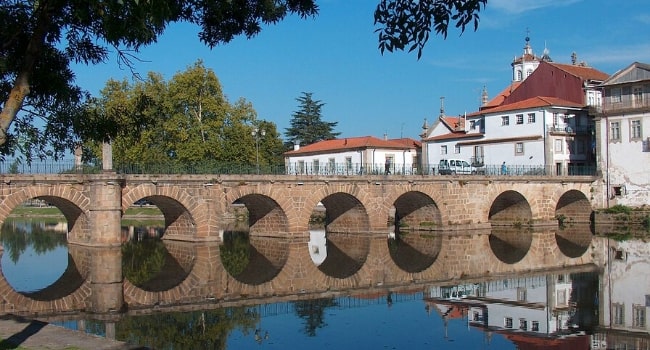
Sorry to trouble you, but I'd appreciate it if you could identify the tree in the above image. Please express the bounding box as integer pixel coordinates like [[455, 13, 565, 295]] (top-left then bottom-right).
[[1, 0, 485, 158], [0, 0, 319, 158], [83, 60, 283, 170], [284, 92, 340, 148], [374, 0, 487, 59]]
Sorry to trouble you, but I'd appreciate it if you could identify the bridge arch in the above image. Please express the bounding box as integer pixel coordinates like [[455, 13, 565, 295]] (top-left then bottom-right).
[[122, 184, 202, 240], [320, 192, 370, 233], [233, 194, 289, 237], [555, 189, 593, 224], [488, 190, 533, 225], [392, 191, 442, 232], [0, 185, 90, 244]]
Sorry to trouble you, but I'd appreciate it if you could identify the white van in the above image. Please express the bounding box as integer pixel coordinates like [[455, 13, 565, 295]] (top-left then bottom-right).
[[438, 159, 481, 175]]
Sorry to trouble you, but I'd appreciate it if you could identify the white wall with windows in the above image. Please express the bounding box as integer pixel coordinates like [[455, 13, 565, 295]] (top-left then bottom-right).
[[424, 105, 589, 174], [285, 148, 419, 175], [598, 112, 650, 206]]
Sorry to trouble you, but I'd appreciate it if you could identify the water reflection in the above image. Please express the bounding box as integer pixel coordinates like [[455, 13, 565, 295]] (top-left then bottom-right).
[[220, 231, 287, 285], [489, 227, 533, 264], [6, 217, 650, 349], [388, 231, 442, 273], [0, 218, 69, 294]]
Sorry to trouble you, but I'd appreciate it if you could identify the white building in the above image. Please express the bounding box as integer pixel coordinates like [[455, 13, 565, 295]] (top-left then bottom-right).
[[284, 136, 421, 175], [421, 38, 608, 176], [595, 62, 650, 207]]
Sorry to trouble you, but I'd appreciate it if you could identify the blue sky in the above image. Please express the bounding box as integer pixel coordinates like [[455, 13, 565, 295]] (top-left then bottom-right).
[[73, 0, 650, 141]]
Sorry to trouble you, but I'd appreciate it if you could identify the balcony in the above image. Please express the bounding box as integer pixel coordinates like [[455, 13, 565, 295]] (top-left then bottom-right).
[[602, 98, 650, 113]]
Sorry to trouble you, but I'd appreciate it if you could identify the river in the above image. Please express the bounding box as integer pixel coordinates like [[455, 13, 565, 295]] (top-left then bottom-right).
[[0, 217, 646, 349]]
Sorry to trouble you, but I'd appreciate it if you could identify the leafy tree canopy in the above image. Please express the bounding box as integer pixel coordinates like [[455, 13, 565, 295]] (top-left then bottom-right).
[[83, 60, 285, 170], [284, 92, 340, 149], [0, 0, 485, 159]]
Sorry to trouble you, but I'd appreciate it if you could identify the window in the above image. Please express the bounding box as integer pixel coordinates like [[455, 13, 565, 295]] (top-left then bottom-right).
[[298, 160, 305, 174], [505, 317, 513, 329], [517, 287, 527, 302], [633, 305, 646, 328], [554, 139, 563, 153], [633, 86, 643, 107], [631, 120, 642, 140], [527, 113, 536, 123], [455, 145, 461, 154], [611, 87, 622, 103], [517, 70, 522, 81], [531, 321, 539, 332], [610, 121, 621, 142], [557, 290, 567, 306], [328, 158, 335, 174], [519, 319, 528, 330], [441, 145, 447, 155], [515, 142, 524, 155], [501, 116, 510, 126], [553, 113, 559, 126], [613, 303, 624, 326], [470, 120, 477, 130], [345, 157, 352, 171], [516, 114, 524, 124], [313, 160, 319, 174]]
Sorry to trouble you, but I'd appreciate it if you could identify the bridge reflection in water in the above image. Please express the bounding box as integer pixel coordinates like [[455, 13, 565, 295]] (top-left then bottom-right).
[[1, 218, 629, 349]]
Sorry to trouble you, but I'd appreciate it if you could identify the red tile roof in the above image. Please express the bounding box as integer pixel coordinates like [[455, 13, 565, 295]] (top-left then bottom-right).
[[481, 82, 522, 110], [284, 136, 420, 155], [468, 96, 584, 116], [548, 62, 609, 81]]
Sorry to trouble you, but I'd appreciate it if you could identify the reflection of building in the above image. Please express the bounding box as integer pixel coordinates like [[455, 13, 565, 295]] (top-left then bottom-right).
[[595, 239, 650, 349], [308, 229, 326, 265], [426, 272, 597, 347]]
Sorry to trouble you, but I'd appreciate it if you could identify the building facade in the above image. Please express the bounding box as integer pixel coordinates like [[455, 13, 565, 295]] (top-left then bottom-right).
[[421, 39, 608, 176], [595, 62, 650, 207], [283, 136, 421, 175]]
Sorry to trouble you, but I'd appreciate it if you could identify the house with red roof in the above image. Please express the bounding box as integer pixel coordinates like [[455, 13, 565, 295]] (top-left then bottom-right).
[[283, 135, 421, 175], [421, 37, 609, 176], [594, 62, 650, 207]]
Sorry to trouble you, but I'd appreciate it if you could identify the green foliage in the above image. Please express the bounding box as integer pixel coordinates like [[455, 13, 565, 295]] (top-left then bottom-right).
[[284, 92, 340, 149], [0, 0, 318, 159], [220, 231, 251, 277], [122, 239, 167, 287], [644, 215, 650, 230], [109, 307, 259, 349], [82, 60, 284, 168], [0, 219, 67, 263], [374, 0, 487, 59], [603, 205, 633, 215]]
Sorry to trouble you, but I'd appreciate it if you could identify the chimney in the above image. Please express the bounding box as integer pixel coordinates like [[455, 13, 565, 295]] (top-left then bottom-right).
[[293, 139, 300, 151]]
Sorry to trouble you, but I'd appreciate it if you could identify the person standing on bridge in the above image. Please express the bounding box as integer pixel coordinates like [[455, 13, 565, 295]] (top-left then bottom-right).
[[385, 159, 391, 175], [501, 162, 507, 175]]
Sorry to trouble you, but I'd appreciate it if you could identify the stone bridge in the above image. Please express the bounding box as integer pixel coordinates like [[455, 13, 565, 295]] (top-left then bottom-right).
[[0, 173, 602, 246], [0, 173, 603, 314]]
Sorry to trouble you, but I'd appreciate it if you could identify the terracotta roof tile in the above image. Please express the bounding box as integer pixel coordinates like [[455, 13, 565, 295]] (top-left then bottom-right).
[[481, 82, 522, 109], [468, 96, 583, 116], [284, 136, 420, 155], [548, 62, 609, 81]]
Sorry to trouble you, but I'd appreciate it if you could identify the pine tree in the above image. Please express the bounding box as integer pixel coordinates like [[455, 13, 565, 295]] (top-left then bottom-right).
[[284, 92, 340, 149]]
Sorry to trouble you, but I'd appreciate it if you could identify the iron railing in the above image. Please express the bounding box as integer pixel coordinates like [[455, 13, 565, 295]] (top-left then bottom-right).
[[0, 159, 598, 177]]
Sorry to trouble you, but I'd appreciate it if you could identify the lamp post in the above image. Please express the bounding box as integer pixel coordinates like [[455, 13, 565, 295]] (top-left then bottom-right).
[[252, 127, 265, 174]]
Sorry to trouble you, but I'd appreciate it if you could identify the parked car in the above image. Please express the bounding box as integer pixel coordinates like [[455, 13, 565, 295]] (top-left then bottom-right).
[[438, 158, 483, 175]]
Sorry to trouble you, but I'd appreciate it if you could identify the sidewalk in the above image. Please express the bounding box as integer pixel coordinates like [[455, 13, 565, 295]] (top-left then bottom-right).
[[0, 314, 144, 350]]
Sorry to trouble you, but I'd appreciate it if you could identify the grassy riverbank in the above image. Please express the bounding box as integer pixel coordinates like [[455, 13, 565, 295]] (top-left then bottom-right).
[[8, 206, 164, 226]]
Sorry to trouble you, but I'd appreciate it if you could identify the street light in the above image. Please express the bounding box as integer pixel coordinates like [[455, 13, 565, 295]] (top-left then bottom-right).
[[252, 127, 265, 174]]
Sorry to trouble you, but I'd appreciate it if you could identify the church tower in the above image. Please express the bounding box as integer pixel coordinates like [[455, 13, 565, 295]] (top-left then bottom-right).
[[511, 31, 552, 82]]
